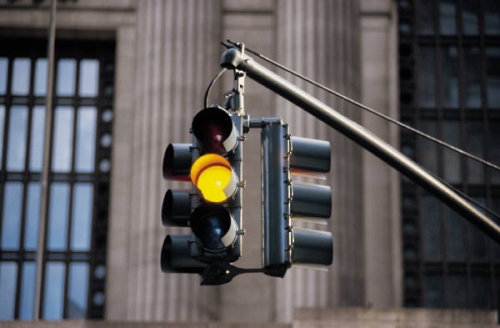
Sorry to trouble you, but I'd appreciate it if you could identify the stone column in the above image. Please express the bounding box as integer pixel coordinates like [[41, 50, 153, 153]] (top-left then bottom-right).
[[115, 0, 222, 321], [274, 0, 365, 321], [360, 0, 402, 308]]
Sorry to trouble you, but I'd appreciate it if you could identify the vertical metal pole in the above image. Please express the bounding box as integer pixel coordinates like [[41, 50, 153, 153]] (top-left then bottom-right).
[[34, 0, 57, 320]]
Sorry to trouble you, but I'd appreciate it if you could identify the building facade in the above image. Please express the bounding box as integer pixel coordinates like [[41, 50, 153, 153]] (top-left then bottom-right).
[[399, 0, 500, 309], [0, 0, 496, 325]]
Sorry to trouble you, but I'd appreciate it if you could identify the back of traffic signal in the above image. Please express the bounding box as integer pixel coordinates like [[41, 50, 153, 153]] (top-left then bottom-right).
[[160, 51, 333, 285], [160, 111, 333, 284]]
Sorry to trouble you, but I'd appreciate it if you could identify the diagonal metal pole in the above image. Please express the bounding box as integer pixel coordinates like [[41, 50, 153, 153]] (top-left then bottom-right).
[[34, 0, 57, 320], [220, 47, 500, 245]]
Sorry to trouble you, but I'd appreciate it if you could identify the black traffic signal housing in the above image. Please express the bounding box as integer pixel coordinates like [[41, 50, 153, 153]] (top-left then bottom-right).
[[260, 120, 333, 277], [161, 106, 246, 284]]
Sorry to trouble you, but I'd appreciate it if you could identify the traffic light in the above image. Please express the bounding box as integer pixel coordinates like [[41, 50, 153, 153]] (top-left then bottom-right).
[[161, 106, 246, 284], [261, 121, 333, 277], [160, 143, 205, 274]]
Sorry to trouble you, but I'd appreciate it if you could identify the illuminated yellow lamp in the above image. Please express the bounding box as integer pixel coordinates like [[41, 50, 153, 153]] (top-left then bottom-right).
[[190, 154, 238, 203]]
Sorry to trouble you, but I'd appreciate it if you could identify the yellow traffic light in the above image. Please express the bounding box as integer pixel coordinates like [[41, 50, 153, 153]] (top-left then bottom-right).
[[190, 154, 238, 203]]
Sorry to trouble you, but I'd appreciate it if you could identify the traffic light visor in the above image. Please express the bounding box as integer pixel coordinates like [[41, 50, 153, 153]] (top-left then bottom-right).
[[190, 154, 238, 203], [162, 143, 192, 181], [161, 235, 206, 273], [290, 137, 330, 178], [161, 189, 191, 227], [292, 228, 333, 267]]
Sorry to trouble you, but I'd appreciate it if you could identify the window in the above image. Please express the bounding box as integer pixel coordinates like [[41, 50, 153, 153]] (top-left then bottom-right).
[[0, 38, 114, 319], [399, 0, 500, 308]]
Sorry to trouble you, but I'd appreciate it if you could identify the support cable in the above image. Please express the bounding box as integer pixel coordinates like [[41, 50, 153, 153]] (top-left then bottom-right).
[[204, 67, 227, 108], [225, 40, 500, 174], [224, 40, 500, 222]]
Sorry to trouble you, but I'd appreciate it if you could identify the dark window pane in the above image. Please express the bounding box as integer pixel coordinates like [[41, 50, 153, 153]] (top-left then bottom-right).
[[486, 47, 500, 108], [440, 0, 456, 35], [404, 246, 418, 262], [443, 120, 461, 183], [485, 1, 500, 35], [400, 22, 412, 34], [445, 207, 465, 261], [469, 227, 489, 261], [79, 60, 99, 97], [52, 106, 74, 172], [0, 57, 7, 94], [472, 275, 491, 308], [465, 121, 483, 183], [448, 273, 467, 307], [56, 59, 76, 96], [34, 59, 48, 96], [441, 47, 459, 108], [1, 182, 23, 250], [47, 183, 69, 250], [403, 196, 417, 211], [24, 183, 41, 250], [419, 47, 436, 107], [6, 105, 28, 171], [68, 262, 89, 318], [71, 183, 93, 251], [19, 262, 36, 320], [0, 105, 4, 166], [405, 273, 418, 289], [12, 58, 30, 95], [75, 107, 96, 172], [421, 195, 442, 261], [489, 121, 500, 184], [424, 273, 443, 307], [470, 197, 489, 262], [493, 197, 500, 261], [420, 120, 438, 175], [0, 262, 17, 319], [43, 262, 65, 320], [418, 0, 435, 34], [461, 0, 479, 35], [464, 47, 481, 108], [29, 106, 45, 172]]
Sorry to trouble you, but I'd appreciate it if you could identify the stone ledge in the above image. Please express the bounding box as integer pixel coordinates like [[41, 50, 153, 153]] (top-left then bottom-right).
[[294, 307, 497, 324]]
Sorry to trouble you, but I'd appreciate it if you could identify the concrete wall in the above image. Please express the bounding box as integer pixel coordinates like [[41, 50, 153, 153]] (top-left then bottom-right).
[[0, 0, 401, 323], [294, 308, 498, 328]]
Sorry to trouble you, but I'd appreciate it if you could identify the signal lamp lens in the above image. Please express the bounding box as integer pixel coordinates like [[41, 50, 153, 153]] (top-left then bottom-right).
[[192, 107, 239, 154], [191, 154, 238, 203], [191, 204, 238, 252]]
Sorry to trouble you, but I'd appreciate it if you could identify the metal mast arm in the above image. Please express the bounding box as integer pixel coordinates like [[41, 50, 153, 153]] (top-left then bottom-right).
[[220, 47, 500, 244]]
